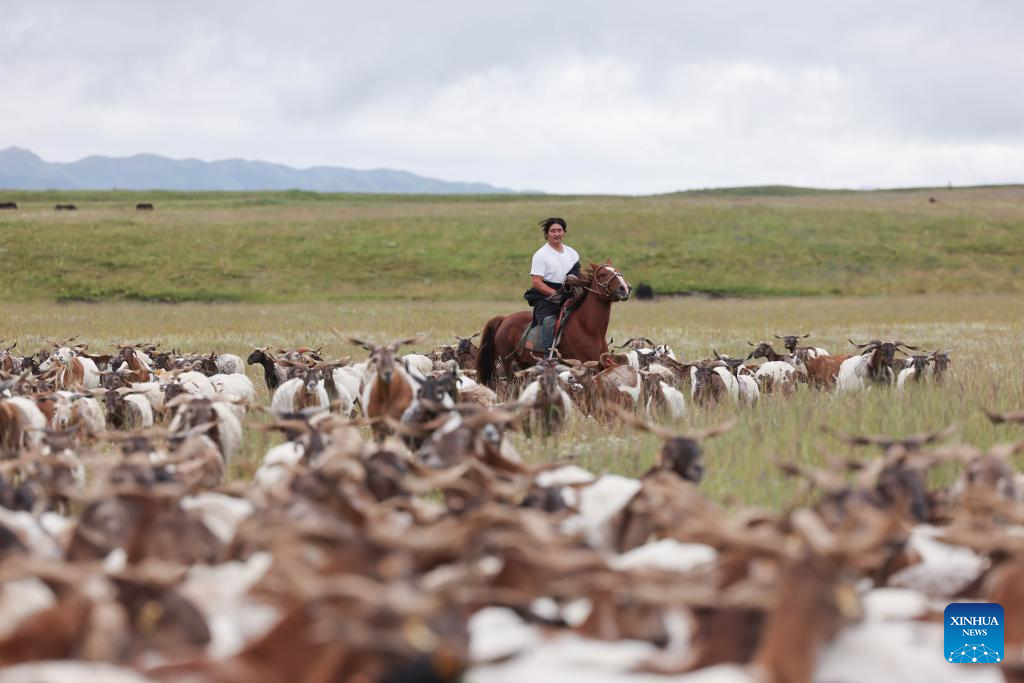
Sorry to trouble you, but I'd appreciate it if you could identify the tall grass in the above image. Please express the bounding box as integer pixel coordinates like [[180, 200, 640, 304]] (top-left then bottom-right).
[[3, 295, 1021, 507], [1, 186, 1022, 302]]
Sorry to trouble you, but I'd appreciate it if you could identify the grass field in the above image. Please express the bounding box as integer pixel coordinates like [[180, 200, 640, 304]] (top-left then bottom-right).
[[1, 186, 1023, 302], [3, 295, 1022, 508]]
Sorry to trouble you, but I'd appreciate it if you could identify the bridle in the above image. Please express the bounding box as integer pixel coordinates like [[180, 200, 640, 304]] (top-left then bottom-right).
[[584, 264, 629, 299]]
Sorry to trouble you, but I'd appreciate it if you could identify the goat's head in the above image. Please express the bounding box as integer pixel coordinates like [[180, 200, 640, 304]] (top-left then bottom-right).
[[906, 354, 931, 379], [0, 341, 17, 373], [618, 409, 734, 484], [746, 340, 777, 361], [516, 358, 567, 399], [931, 350, 951, 376], [246, 347, 269, 366], [412, 369, 458, 407], [38, 347, 72, 372], [775, 333, 810, 353], [691, 360, 727, 405], [851, 339, 918, 381], [198, 352, 219, 375], [454, 331, 480, 356], [303, 366, 323, 394], [348, 333, 424, 386], [149, 349, 175, 370], [599, 352, 631, 369], [713, 350, 746, 376]]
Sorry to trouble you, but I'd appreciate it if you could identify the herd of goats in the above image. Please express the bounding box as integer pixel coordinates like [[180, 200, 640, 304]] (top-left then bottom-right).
[[0, 329, 1021, 683]]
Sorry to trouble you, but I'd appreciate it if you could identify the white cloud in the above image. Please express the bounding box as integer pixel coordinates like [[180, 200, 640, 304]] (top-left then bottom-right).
[[2, 0, 1023, 193]]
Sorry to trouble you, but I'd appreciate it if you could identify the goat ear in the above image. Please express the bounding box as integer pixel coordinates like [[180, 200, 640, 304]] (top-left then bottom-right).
[[800, 333, 810, 338]]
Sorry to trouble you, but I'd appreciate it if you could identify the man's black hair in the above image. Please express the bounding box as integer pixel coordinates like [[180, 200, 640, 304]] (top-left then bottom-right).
[[539, 217, 567, 236]]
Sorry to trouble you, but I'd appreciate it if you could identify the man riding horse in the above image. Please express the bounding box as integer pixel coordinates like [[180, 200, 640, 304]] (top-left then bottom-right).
[[524, 217, 583, 356], [474, 217, 632, 387]]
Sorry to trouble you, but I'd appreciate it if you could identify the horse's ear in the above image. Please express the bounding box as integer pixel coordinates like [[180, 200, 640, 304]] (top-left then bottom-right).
[[604, 258, 612, 264], [588, 262, 598, 271]]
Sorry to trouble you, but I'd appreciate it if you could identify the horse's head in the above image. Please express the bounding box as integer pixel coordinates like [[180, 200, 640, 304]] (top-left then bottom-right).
[[587, 260, 631, 301]]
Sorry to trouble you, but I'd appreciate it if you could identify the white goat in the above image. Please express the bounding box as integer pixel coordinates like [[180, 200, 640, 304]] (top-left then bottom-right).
[[401, 353, 434, 377], [0, 397, 47, 451], [210, 373, 257, 408], [517, 361, 574, 438], [214, 353, 246, 375], [644, 377, 687, 418], [51, 392, 105, 436], [689, 365, 740, 404], [753, 361, 797, 394], [896, 354, 934, 391], [270, 362, 339, 415], [167, 396, 243, 461], [39, 347, 101, 390]]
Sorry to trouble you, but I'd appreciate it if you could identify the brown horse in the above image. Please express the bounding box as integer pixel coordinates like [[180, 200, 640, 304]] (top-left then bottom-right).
[[476, 261, 631, 387]]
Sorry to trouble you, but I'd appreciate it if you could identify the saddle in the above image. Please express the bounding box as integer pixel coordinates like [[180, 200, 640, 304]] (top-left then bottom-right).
[[517, 284, 586, 356]]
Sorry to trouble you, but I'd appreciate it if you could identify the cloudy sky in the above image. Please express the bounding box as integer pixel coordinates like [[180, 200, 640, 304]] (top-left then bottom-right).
[[3, 1, 1023, 194]]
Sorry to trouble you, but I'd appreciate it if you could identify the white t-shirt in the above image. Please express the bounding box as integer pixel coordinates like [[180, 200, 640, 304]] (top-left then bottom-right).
[[530, 243, 580, 284]]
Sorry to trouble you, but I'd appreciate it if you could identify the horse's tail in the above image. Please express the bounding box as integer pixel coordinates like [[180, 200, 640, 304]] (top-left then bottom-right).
[[476, 315, 505, 388]]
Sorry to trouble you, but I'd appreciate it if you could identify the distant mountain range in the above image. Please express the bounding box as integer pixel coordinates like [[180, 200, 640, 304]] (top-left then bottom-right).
[[0, 146, 515, 194]]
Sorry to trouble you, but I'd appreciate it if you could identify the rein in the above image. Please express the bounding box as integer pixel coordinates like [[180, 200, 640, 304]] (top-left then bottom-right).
[[583, 264, 625, 297]]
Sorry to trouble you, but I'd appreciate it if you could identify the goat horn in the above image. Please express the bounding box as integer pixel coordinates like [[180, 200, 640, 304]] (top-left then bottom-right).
[[613, 406, 675, 440], [985, 409, 1024, 425], [687, 419, 737, 442]]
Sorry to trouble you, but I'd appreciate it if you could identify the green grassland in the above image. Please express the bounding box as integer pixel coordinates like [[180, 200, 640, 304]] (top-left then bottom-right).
[[3, 295, 1022, 508], [1, 185, 1022, 302]]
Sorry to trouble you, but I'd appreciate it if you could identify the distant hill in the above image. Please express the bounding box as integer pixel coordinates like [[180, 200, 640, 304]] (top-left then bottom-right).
[[0, 146, 515, 194]]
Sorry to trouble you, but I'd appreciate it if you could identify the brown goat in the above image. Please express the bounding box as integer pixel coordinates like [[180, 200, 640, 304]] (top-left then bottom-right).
[[793, 352, 853, 389], [346, 334, 421, 441]]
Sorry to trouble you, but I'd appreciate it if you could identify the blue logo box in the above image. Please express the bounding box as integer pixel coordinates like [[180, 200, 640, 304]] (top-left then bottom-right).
[[945, 603, 1003, 663]]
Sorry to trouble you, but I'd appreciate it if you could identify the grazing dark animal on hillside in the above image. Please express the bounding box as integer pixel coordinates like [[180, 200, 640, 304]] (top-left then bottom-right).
[[635, 283, 654, 300], [54, 204, 78, 211], [0, 202, 16, 210], [136, 203, 154, 211]]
